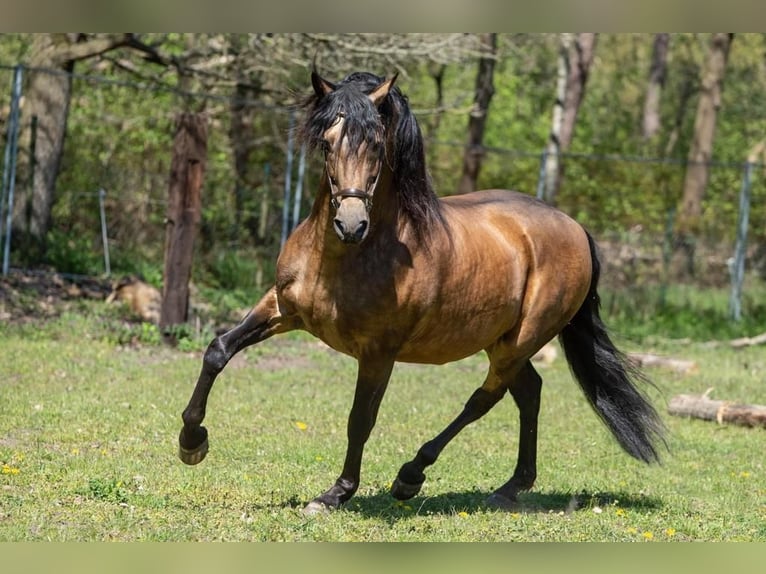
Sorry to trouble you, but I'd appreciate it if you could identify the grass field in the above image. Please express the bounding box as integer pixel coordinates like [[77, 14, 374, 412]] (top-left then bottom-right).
[[1, 302, 765, 541]]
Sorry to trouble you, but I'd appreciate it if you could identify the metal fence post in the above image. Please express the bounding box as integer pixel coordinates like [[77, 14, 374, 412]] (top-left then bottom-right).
[[1, 64, 23, 276], [280, 110, 295, 250], [729, 161, 752, 322], [98, 188, 111, 277], [292, 142, 307, 233]]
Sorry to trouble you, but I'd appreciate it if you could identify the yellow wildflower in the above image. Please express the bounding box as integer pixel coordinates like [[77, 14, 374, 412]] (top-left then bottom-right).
[[665, 528, 676, 538], [295, 421, 308, 431], [458, 511, 469, 518], [615, 508, 626, 517], [2, 464, 19, 475], [642, 531, 654, 540]]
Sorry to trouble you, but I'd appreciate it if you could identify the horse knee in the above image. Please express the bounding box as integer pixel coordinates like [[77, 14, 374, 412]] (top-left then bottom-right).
[[202, 337, 229, 374]]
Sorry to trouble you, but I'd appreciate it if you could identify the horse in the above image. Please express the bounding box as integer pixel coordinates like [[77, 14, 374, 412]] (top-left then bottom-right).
[[178, 69, 665, 515]]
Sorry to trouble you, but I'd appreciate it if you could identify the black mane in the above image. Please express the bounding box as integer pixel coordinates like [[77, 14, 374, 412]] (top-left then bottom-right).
[[300, 71, 445, 238]]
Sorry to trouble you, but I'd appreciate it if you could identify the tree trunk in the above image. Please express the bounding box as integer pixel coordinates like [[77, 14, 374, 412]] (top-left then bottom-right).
[[425, 62, 446, 168], [558, 33, 597, 150], [677, 33, 734, 238], [12, 33, 133, 260], [457, 33, 497, 195], [542, 33, 571, 205], [542, 33, 597, 205], [160, 113, 207, 342], [12, 35, 75, 259], [642, 33, 671, 140]]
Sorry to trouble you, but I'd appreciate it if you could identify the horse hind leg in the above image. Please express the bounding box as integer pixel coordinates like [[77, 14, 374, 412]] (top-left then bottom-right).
[[486, 360, 542, 509], [390, 370, 508, 501]]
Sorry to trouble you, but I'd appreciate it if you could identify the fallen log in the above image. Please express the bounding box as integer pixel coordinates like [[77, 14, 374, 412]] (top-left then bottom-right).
[[668, 390, 766, 428], [628, 353, 698, 374], [730, 331, 766, 349]]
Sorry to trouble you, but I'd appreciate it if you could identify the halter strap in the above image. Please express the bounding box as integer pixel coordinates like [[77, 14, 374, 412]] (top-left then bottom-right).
[[325, 157, 381, 211]]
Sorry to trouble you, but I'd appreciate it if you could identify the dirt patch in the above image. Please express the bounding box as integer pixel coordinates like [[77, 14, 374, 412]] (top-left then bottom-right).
[[0, 268, 112, 324]]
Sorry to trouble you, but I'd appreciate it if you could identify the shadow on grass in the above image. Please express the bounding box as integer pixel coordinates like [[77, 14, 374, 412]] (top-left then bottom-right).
[[276, 488, 662, 520], [345, 488, 662, 519]]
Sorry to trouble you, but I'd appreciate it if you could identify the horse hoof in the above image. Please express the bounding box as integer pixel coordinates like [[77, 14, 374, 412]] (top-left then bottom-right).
[[485, 491, 520, 511], [390, 477, 423, 500], [302, 500, 332, 516], [178, 426, 209, 466]]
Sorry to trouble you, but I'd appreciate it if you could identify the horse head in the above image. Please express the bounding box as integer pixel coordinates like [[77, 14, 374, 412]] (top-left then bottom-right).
[[309, 70, 398, 244]]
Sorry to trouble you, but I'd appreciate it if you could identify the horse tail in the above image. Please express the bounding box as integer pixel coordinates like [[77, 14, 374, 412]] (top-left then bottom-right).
[[559, 231, 665, 463]]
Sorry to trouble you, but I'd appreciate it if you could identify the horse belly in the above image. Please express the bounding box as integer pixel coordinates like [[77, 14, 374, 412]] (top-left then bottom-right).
[[395, 298, 521, 364]]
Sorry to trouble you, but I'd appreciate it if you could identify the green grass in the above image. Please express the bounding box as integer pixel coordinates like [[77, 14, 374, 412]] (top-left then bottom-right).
[[1, 306, 765, 541]]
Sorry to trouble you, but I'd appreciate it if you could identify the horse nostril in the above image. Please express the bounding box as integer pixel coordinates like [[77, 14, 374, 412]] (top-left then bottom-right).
[[355, 220, 368, 240], [333, 218, 345, 236]]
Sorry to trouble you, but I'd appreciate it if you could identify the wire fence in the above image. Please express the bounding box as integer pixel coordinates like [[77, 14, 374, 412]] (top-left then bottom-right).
[[2, 63, 765, 320]]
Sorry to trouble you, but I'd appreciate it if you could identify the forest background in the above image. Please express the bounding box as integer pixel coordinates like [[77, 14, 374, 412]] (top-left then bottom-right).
[[1, 33, 765, 339]]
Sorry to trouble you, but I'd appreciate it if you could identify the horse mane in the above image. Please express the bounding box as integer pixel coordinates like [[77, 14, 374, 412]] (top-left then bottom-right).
[[299, 71, 445, 239]]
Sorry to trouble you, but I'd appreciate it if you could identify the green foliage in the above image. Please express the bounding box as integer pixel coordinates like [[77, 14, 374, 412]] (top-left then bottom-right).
[[44, 229, 104, 276], [82, 478, 130, 505], [603, 280, 766, 343], [206, 249, 263, 293]]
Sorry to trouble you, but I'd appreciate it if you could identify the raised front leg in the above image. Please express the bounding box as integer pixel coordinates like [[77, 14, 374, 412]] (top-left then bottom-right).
[[178, 286, 299, 465], [303, 356, 395, 515]]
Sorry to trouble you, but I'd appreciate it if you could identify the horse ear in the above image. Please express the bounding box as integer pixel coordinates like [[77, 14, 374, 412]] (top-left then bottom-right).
[[311, 70, 335, 98], [368, 73, 398, 107]]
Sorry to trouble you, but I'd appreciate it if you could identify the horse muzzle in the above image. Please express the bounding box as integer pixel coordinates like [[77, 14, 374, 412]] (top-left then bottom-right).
[[332, 193, 370, 244]]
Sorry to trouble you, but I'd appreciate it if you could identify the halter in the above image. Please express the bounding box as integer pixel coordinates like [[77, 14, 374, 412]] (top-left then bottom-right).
[[326, 167, 380, 211], [323, 122, 382, 212]]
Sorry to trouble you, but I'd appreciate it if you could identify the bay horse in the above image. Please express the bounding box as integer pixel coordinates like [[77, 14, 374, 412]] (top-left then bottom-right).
[[178, 70, 665, 514]]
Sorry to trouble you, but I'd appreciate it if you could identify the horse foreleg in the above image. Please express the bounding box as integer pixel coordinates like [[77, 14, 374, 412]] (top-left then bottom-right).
[[178, 286, 297, 465], [391, 383, 506, 501], [486, 361, 542, 509], [303, 357, 395, 515]]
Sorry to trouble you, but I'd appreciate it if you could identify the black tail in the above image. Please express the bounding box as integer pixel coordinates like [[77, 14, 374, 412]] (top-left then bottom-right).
[[559, 232, 665, 463]]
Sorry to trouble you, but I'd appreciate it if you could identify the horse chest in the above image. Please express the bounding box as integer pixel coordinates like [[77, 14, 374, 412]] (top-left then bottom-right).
[[279, 262, 400, 356]]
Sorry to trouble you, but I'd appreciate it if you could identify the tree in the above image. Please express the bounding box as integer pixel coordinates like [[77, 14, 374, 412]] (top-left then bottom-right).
[[642, 33, 671, 140], [676, 33, 734, 268], [541, 33, 598, 205], [11, 34, 140, 259], [457, 33, 497, 195]]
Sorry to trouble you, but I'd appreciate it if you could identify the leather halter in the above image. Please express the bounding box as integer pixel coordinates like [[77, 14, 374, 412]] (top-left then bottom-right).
[[324, 153, 381, 212]]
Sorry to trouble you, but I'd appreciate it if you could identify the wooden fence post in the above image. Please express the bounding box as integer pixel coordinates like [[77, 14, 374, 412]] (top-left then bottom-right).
[[160, 113, 207, 343]]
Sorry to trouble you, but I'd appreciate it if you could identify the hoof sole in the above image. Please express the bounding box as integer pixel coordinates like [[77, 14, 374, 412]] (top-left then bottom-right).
[[390, 477, 423, 500], [178, 427, 209, 466]]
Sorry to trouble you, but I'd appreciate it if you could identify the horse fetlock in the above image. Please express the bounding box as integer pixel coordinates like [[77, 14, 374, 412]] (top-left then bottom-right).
[[509, 467, 536, 491], [178, 425, 209, 465]]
